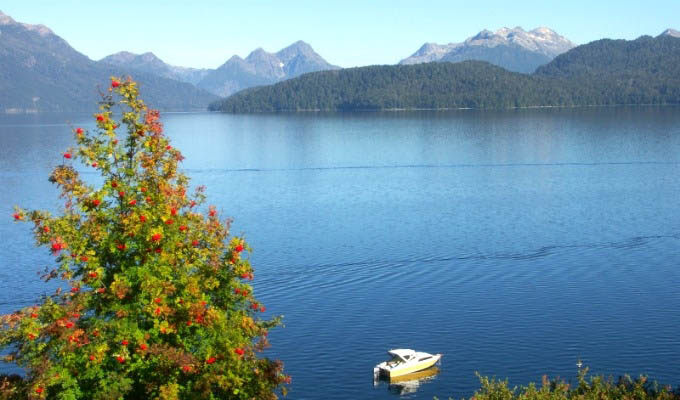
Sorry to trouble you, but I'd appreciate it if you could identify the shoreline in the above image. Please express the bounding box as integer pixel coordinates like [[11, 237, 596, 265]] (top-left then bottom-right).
[[5, 103, 679, 115], [213, 102, 680, 113]]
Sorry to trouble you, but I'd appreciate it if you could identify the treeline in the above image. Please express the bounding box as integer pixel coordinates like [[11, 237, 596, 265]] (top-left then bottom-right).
[[209, 35, 680, 112]]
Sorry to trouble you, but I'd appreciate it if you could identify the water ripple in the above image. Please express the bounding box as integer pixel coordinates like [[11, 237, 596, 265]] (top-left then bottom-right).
[[183, 160, 680, 174], [260, 233, 680, 279]]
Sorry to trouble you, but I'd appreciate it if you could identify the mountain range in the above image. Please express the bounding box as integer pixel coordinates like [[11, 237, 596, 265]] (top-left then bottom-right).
[[0, 9, 579, 112], [2, 9, 679, 113], [192, 41, 340, 97], [100, 41, 339, 97], [210, 32, 680, 112], [400, 27, 575, 73], [0, 10, 338, 112]]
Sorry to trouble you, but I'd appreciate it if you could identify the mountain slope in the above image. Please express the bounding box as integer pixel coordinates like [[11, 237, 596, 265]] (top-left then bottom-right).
[[196, 41, 339, 97], [441, 43, 552, 74], [535, 35, 680, 77], [210, 35, 680, 112], [275, 40, 337, 78], [209, 62, 559, 112], [400, 27, 575, 73], [0, 10, 217, 112]]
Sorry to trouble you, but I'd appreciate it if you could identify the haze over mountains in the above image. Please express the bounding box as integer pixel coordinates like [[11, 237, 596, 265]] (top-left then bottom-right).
[[400, 27, 576, 73]]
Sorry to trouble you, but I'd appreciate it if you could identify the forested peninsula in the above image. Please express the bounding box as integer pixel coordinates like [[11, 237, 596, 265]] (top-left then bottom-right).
[[209, 35, 680, 112]]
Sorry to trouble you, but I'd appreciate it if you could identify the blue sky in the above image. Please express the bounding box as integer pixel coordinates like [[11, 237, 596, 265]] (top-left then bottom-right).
[[2, 1, 678, 69]]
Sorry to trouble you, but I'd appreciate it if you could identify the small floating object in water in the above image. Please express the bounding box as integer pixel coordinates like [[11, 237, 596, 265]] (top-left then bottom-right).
[[576, 359, 583, 368], [373, 349, 442, 382]]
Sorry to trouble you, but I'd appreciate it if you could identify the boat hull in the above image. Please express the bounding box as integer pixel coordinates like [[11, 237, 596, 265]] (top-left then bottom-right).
[[389, 366, 440, 384]]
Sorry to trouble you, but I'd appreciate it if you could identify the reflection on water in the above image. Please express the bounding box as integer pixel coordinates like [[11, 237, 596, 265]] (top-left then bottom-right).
[[383, 367, 441, 396]]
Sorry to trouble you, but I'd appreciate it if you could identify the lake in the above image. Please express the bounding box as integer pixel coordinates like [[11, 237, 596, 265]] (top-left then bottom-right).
[[1, 107, 680, 399]]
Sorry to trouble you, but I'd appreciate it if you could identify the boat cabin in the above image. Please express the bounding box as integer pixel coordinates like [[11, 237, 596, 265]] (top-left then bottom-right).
[[387, 349, 417, 364]]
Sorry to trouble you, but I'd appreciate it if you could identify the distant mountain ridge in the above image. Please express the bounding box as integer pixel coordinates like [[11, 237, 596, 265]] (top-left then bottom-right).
[[210, 33, 680, 112], [0, 10, 217, 112], [100, 51, 210, 85], [0, 10, 54, 36], [400, 27, 575, 73], [99, 41, 340, 98], [195, 41, 340, 97]]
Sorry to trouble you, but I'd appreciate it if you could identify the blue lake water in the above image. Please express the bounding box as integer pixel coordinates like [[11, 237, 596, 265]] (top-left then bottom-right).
[[1, 107, 680, 399]]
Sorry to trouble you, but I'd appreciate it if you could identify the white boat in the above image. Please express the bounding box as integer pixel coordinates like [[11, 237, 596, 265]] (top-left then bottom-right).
[[373, 349, 442, 380]]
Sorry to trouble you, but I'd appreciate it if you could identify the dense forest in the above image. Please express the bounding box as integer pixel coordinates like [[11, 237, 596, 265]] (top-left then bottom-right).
[[209, 35, 680, 112]]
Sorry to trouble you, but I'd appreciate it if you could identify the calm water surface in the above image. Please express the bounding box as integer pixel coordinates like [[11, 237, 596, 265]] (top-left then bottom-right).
[[1, 107, 680, 399]]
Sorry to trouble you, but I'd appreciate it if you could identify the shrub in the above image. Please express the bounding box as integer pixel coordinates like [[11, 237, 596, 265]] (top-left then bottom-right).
[[438, 368, 679, 400]]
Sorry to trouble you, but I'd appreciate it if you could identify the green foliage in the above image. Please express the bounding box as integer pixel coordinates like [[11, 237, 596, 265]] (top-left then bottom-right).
[[536, 36, 680, 78], [2, 78, 288, 399], [439, 369, 679, 400], [209, 36, 680, 112]]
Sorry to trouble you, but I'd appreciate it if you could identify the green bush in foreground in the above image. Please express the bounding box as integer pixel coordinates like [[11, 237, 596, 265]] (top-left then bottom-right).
[[1, 78, 288, 399], [436, 368, 679, 400]]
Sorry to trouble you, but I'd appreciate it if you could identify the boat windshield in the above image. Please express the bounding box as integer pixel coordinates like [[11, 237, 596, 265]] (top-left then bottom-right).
[[387, 353, 412, 365], [387, 355, 405, 366]]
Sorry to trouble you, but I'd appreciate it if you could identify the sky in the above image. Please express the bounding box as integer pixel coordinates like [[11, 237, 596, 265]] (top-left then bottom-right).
[[2, 0, 679, 69]]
